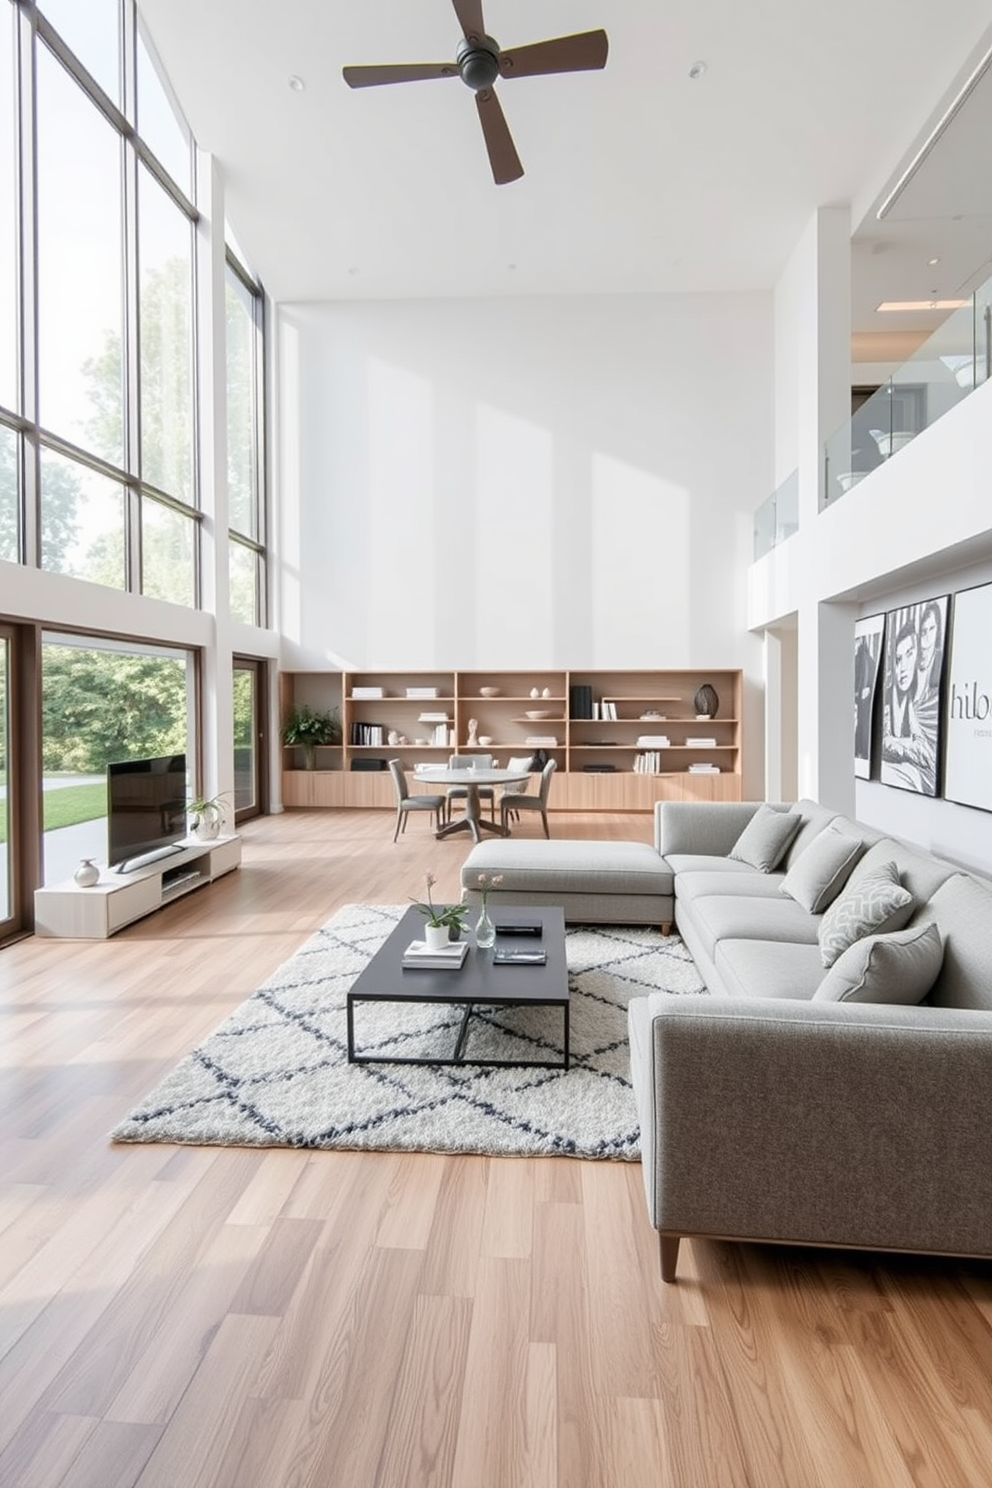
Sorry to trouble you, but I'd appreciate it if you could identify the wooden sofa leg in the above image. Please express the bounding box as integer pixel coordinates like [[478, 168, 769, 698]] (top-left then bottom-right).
[[660, 1233, 681, 1283], [660, 921, 672, 936]]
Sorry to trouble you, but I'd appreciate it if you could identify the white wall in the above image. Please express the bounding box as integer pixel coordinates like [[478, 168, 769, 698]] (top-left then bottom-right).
[[274, 292, 774, 794], [749, 375, 992, 869]]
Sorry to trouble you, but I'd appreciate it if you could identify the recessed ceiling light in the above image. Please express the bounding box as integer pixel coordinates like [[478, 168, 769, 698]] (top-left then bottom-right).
[[876, 299, 967, 312], [288, 75, 305, 92], [688, 60, 707, 79], [927, 256, 940, 266]]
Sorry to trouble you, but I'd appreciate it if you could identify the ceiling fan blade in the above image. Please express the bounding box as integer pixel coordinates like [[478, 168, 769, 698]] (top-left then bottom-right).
[[343, 61, 457, 88], [475, 88, 523, 185], [452, 0, 486, 44], [499, 29, 609, 79]]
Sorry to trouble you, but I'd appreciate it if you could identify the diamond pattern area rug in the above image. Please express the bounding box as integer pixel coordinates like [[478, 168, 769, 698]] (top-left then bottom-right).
[[112, 904, 705, 1161]]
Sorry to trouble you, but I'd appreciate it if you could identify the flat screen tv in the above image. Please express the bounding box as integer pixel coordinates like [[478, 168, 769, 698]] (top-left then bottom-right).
[[107, 754, 188, 872]]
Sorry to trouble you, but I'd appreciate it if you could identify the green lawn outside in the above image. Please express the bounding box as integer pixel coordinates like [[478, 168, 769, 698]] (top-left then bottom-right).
[[43, 783, 108, 831], [0, 782, 108, 844]]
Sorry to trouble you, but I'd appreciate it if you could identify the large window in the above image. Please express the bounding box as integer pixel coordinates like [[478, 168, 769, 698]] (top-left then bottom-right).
[[1, 1, 265, 614], [226, 248, 266, 624], [1, 2, 270, 939], [40, 634, 192, 886], [0, 7, 17, 413]]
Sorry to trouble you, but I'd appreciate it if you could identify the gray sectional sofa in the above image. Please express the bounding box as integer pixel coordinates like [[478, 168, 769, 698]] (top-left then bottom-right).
[[630, 798, 992, 1281]]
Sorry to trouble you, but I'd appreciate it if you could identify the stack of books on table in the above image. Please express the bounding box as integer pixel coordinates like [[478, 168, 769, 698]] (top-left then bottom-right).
[[401, 939, 469, 970]]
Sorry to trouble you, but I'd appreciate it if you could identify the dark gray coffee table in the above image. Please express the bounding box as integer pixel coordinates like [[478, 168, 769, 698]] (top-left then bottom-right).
[[346, 905, 569, 1069]]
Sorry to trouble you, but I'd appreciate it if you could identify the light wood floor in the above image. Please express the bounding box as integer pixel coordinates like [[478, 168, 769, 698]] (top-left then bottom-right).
[[2, 807, 992, 1488]]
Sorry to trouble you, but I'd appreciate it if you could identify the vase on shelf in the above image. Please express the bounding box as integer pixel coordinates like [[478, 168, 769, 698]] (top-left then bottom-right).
[[475, 905, 496, 950], [693, 683, 719, 719], [74, 858, 100, 888], [424, 923, 449, 952]]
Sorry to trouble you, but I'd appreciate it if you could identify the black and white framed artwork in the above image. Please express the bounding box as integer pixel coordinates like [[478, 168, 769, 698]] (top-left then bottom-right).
[[879, 595, 948, 796], [943, 582, 992, 812], [853, 613, 885, 779]]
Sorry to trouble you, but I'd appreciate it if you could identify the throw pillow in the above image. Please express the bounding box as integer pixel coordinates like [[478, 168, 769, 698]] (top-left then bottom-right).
[[814, 922, 943, 1004], [817, 861, 915, 968], [728, 805, 801, 873], [779, 825, 865, 915]]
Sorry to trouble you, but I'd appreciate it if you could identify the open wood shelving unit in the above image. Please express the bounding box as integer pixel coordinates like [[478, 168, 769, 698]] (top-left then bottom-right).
[[280, 668, 743, 811]]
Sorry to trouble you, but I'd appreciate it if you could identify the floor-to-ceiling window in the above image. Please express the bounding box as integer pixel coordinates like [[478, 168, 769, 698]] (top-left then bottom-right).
[[233, 656, 266, 822], [226, 240, 266, 625], [0, 632, 10, 928], [40, 634, 193, 885], [0, 2, 269, 941]]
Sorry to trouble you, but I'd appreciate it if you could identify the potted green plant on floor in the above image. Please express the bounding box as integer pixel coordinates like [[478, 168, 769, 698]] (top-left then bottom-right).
[[282, 703, 341, 770]]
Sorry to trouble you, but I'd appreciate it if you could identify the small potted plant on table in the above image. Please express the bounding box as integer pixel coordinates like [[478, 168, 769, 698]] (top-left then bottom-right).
[[412, 871, 470, 949]]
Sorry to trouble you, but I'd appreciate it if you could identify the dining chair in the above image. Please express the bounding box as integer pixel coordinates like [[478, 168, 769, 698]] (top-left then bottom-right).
[[388, 759, 447, 842], [500, 754, 535, 824], [499, 759, 556, 837], [445, 754, 496, 824]]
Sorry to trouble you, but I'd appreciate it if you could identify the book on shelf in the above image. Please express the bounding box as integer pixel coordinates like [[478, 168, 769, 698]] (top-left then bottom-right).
[[525, 735, 558, 746], [636, 735, 670, 747], [686, 737, 717, 746], [417, 711, 450, 723], [568, 684, 594, 720], [406, 686, 439, 698], [688, 763, 721, 773], [352, 686, 384, 699], [401, 939, 469, 970]]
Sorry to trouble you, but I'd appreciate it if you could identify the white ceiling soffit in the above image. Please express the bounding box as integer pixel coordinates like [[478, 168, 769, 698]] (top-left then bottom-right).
[[135, 0, 992, 324]]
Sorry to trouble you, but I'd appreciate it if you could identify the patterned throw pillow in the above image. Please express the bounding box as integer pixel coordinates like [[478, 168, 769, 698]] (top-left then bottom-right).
[[817, 861, 915, 968], [728, 805, 801, 873], [814, 922, 943, 1004], [779, 825, 865, 914]]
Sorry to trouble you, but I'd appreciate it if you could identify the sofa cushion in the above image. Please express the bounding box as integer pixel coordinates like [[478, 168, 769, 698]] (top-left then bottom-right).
[[665, 854, 757, 877], [677, 869, 786, 904], [686, 894, 822, 960], [779, 824, 865, 914], [817, 862, 915, 968], [729, 806, 802, 873], [846, 838, 958, 906], [715, 938, 826, 1000], [814, 923, 943, 1005], [780, 799, 841, 869], [459, 840, 673, 898], [922, 873, 992, 1011]]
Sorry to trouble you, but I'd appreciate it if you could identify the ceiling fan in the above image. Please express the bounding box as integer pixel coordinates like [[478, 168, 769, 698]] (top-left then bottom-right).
[[342, 0, 608, 185]]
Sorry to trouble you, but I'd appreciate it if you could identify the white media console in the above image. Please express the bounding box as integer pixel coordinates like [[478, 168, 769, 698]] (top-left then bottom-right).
[[34, 835, 242, 939]]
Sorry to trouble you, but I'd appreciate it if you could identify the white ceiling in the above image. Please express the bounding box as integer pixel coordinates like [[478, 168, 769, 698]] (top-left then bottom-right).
[[136, 0, 992, 337]]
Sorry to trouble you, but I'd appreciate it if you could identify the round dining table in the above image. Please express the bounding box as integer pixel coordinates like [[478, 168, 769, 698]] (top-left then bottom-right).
[[413, 764, 532, 842]]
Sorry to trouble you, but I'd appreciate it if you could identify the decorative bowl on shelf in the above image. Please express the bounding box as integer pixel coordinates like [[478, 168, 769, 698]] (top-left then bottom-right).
[[479, 686, 500, 698], [478, 735, 493, 746], [525, 710, 552, 719]]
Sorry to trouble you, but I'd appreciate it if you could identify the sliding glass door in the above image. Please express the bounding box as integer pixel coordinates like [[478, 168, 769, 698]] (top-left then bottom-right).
[[233, 657, 266, 822], [0, 631, 10, 932]]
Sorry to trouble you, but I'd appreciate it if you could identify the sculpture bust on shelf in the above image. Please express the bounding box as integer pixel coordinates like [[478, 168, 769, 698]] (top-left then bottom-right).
[[467, 717, 479, 746]]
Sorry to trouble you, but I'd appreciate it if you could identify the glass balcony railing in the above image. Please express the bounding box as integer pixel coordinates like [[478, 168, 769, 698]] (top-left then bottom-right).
[[823, 270, 992, 507], [753, 467, 799, 560]]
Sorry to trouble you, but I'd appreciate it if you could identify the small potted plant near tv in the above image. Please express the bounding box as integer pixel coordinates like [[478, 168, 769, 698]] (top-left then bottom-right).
[[282, 703, 341, 770], [188, 793, 229, 842]]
